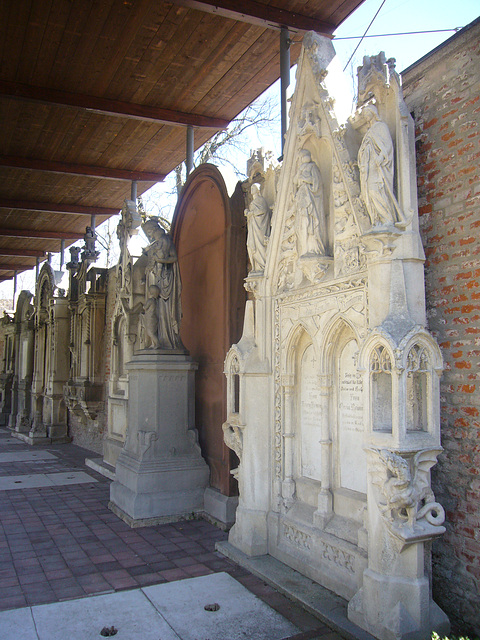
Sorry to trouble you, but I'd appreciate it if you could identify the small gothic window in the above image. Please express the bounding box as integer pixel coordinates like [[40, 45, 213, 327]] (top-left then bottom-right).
[[370, 345, 392, 432], [406, 344, 429, 431]]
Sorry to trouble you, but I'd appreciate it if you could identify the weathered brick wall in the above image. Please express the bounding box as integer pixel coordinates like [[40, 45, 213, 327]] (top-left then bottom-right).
[[403, 19, 480, 635]]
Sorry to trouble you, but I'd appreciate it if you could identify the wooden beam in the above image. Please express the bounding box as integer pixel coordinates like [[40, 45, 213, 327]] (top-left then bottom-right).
[[0, 248, 45, 258], [0, 155, 166, 182], [0, 80, 230, 129], [0, 198, 119, 217], [0, 263, 37, 271], [0, 229, 84, 240], [168, 0, 335, 34]]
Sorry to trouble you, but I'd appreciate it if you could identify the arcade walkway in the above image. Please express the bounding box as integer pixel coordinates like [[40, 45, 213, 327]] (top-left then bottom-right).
[[0, 428, 347, 640]]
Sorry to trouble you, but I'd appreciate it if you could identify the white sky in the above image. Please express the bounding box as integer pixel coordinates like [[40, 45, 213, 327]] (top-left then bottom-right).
[[2, 0, 479, 302]]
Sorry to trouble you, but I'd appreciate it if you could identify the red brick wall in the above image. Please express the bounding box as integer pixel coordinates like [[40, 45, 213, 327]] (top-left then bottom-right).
[[403, 19, 480, 635]]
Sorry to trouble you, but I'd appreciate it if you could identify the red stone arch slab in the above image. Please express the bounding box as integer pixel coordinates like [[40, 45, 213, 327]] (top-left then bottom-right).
[[171, 164, 247, 496]]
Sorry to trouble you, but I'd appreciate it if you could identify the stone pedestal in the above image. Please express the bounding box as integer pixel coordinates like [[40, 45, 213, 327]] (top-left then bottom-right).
[[109, 350, 209, 525]]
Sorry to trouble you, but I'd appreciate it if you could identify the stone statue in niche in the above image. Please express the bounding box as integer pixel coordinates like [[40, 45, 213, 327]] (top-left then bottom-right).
[[141, 218, 183, 350], [245, 184, 271, 273], [293, 149, 326, 257], [357, 104, 408, 230]]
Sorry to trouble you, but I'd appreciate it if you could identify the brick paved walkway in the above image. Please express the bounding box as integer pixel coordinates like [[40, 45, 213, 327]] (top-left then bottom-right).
[[0, 430, 337, 639]]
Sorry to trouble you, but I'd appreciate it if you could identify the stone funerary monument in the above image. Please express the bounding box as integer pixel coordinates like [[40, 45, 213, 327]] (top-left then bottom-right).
[[222, 34, 449, 640]]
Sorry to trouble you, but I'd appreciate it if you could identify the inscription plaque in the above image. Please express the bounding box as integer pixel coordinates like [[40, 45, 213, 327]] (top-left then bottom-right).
[[300, 344, 322, 481], [338, 338, 366, 493]]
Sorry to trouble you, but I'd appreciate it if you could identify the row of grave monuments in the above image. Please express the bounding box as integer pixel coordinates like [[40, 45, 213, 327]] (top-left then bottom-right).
[[0, 33, 449, 640]]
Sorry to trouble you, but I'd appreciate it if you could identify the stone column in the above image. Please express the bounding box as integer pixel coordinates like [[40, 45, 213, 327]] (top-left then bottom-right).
[[281, 374, 295, 506], [314, 373, 333, 527]]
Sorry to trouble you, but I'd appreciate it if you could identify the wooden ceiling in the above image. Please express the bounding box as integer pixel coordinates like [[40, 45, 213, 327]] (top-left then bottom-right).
[[0, 0, 364, 280]]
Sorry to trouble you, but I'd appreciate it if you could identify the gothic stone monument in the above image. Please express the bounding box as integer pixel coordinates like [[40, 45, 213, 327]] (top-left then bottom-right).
[[110, 217, 209, 525], [222, 34, 449, 640]]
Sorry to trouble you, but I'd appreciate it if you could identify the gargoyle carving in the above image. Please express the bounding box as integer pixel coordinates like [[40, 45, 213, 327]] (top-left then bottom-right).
[[370, 448, 445, 535], [222, 420, 243, 479]]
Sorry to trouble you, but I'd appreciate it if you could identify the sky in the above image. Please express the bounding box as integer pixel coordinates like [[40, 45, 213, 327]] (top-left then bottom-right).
[[1, 0, 479, 302]]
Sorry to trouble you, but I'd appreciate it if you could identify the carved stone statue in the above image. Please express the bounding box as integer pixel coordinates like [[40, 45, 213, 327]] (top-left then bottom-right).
[[370, 447, 445, 534], [82, 226, 99, 261], [358, 105, 407, 229], [245, 185, 271, 272], [143, 285, 161, 349], [294, 149, 326, 257], [141, 219, 183, 350]]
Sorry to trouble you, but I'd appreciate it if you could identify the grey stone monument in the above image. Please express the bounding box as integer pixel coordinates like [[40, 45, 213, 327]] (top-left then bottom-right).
[[109, 218, 209, 525]]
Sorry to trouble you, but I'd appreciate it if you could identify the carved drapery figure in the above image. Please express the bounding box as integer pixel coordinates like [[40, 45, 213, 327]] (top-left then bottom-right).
[[82, 226, 99, 261], [358, 105, 406, 229], [294, 149, 326, 257], [142, 219, 183, 350], [245, 185, 271, 272]]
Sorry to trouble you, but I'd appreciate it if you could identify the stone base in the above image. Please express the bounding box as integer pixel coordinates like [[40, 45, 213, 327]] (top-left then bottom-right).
[[203, 487, 238, 528], [109, 351, 209, 525], [110, 452, 209, 522], [103, 436, 124, 469], [12, 431, 71, 445], [108, 501, 201, 528], [267, 510, 365, 601], [85, 456, 116, 480], [348, 568, 450, 640], [228, 506, 269, 556]]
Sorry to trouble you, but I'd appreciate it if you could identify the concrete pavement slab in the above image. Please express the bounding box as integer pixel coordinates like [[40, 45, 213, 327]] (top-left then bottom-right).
[[31, 590, 180, 640], [143, 571, 299, 640], [0, 471, 97, 490], [0, 607, 38, 640], [0, 451, 57, 463], [47, 471, 97, 486]]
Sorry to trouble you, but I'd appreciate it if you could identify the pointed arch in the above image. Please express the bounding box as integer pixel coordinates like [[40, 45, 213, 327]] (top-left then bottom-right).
[[283, 321, 317, 377]]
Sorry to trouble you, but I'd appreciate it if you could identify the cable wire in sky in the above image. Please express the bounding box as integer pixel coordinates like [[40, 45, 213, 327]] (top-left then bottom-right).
[[336, 28, 461, 40], [343, 0, 388, 71]]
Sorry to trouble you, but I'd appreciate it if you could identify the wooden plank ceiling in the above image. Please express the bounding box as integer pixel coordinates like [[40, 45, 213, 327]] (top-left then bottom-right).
[[0, 0, 364, 279]]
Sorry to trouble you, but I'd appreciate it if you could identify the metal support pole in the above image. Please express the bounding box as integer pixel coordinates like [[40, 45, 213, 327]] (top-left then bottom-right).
[[131, 180, 137, 202], [60, 239, 65, 269], [186, 125, 194, 177], [13, 270, 17, 306], [47, 252, 52, 265], [90, 214, 96, 234], [35, 257, 39, 281], [280, 27, 291, 159]]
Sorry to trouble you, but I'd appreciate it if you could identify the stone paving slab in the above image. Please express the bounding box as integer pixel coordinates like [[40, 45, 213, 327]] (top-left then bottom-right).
[[31, 589, 181, 640], [0, 436, 22, 445], [0, 606, 38, 640], [0, 451, 57, 463], [0, 431, 341, 640], [143, 572, 299, 640], [217, 541, 374, 640], [0, 471, 97, 490]]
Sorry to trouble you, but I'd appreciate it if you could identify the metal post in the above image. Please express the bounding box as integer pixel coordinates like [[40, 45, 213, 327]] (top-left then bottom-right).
[[280, 27, 291, 159], [186, 125, 194, 177], [47, 252, 52, 265], [131, 180, 137, 202], [60, 239, 65, 269], [35, 257, 39, 281], [13, 270, 17, 306], [90, 214, 96, 233]]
